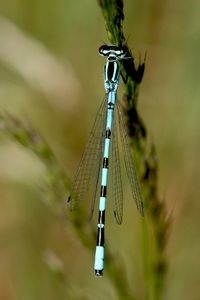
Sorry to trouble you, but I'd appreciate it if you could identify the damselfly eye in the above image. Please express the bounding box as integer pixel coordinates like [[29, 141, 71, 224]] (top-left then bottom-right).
[[99, 45, 110, 56], [120, 47, 127, 56]]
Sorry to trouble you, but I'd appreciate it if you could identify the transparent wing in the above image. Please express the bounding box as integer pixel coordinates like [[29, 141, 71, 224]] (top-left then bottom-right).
[[117, 102, 144, 216], [89, 131, 104, 219], [68, 98, 107, 217], [110, 111, 123, 224]]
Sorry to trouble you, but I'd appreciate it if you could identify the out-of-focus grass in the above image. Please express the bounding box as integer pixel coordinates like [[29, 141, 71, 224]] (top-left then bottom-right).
[[0, 1, 200, 300]]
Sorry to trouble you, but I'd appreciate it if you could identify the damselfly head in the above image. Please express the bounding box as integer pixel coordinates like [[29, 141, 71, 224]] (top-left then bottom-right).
[[99, 45, 127, 61]]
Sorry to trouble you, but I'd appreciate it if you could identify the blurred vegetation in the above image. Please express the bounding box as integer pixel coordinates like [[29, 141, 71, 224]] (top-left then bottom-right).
[[0, 1, 200, 300]]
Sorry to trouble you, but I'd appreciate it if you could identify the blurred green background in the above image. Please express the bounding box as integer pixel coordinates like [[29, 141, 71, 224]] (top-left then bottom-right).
[[0, 1, 200, 300]]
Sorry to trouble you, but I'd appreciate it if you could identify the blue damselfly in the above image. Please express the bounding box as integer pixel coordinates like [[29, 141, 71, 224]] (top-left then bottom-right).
[[68, 45, 144, 276]]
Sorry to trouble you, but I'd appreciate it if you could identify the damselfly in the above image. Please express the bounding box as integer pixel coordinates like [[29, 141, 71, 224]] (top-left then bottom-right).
[[68, 45, 144, 277]]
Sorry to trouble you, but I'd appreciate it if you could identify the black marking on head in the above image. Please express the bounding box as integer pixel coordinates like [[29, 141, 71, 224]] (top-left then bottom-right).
[[99, 45, 127, 59]]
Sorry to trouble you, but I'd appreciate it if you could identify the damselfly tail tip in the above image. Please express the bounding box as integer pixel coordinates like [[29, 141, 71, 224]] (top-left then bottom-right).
[[94, 269, 103, 277]]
